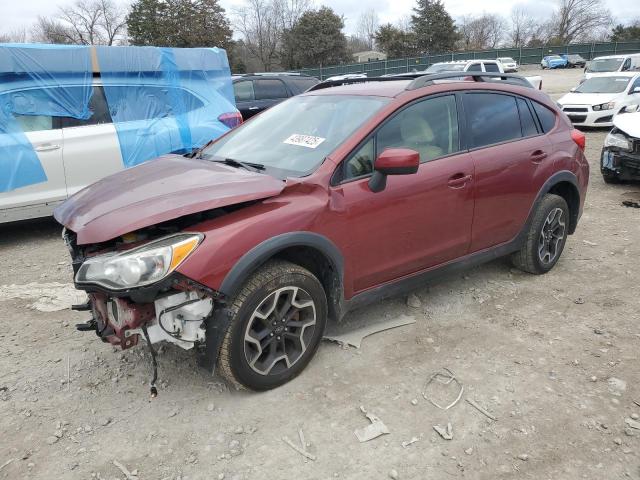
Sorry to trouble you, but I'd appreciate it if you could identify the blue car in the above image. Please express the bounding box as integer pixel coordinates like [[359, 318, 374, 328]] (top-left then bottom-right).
[[541, 55, 568, 69]]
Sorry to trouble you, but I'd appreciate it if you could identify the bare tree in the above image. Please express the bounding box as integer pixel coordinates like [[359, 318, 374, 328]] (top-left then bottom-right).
[[33, 0, 127, 46], [356, 8, 379, 50], [0, 28, 28, 43], [552, 0, 612, 43], [458, 14, 505, 50], [233, 0, 283, 71], [508, 7, 541, 47]]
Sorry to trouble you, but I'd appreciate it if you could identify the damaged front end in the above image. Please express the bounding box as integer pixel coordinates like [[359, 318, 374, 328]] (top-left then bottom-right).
[[63, 227, 230, 394], [601, 128, 640, 181]]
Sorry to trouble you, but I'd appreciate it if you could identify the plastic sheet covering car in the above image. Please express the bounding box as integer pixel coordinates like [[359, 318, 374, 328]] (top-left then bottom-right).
[[95, 46, 236, 168], [0, 44, 92, 192]]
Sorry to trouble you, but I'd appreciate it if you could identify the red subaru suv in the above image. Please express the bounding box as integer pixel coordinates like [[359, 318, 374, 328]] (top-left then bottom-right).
[[55, 73, 589, 391]]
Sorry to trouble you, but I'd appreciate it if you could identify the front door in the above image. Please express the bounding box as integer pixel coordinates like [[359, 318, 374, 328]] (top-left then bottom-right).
[[330, 94, 475, 293]]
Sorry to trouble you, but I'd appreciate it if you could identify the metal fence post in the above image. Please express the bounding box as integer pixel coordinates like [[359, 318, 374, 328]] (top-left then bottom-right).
[[519, 47, 522, 65], [614, 42, 618, 54]]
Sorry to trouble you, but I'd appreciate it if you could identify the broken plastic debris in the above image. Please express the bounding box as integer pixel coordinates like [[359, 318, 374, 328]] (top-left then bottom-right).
[[354, 406, 390, 442], [401, 436, 420, 448], [466, 398, 498, 421], [433, 423, 453, 440], [282, 436, 316, 461], [324, 315, 416, 349], [422, 368, 464, 410]]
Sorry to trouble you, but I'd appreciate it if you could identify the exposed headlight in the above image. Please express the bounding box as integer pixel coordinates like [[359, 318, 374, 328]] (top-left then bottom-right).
[[76, 233, 203, 290], [620, 104, 639, 114], [604, 131, 631, 151], [593, 102, 615, 111]]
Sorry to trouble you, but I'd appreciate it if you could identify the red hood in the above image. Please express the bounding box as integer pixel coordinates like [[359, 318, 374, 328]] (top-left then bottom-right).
[[54, 155, 285, 244]]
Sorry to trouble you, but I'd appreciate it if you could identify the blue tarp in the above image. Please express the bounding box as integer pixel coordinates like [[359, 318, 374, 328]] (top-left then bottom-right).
[[95, 46, 235, 168], [0, 44, 93, 192], [0, 44, 236, 193]]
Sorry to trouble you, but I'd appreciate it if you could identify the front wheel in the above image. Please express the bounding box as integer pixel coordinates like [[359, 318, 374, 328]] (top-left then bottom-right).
[[217, 260, 327, 390], [511, 194, 569, 274]]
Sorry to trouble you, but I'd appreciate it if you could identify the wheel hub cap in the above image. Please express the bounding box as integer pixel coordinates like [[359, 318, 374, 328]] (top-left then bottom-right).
[[538, 207, 566, 265], [243, 286, 316, 376]]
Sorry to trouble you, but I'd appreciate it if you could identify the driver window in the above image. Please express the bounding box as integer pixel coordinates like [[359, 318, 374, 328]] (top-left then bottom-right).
[[622, 59, 631, 71], [343, 95, 460, 181]]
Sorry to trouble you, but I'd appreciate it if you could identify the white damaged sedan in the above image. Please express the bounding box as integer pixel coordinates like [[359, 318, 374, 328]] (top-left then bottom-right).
[[558, 73, 640, 128]]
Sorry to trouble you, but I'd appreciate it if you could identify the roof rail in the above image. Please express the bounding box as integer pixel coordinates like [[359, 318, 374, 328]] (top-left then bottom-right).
[[307, 71, 534, 92], [406, 72, 533, 90]]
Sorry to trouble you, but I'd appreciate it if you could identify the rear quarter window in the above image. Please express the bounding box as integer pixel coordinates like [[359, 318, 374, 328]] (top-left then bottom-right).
[[254, 79, 289, 100], [517, 98, 539, 137], [531, 101, 556, 133], [463, 92, 522, 148]]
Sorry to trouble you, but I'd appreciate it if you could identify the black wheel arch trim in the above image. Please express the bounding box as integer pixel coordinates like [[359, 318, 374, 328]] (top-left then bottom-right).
[[534, 170, 581, 234], [219, 231, 345, 313]]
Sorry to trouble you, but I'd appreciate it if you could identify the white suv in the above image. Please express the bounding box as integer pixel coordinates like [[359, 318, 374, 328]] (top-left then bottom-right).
[[1, 82, 239, 224], [424, 60, 541, 89]]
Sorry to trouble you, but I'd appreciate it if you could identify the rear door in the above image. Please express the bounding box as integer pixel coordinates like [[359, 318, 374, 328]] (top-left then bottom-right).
[[463, 92, 553, 252], [332, 94, 475, 292], [253, 79, 290, 112], [233, 79, 257, 119], [61, 86, 123, 196], [0, 109, 66, 220]]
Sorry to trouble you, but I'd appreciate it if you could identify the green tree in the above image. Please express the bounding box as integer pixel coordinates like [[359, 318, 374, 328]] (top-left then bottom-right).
[[127, 0, 232, 50], [284, 6, 349, 68], [374, 24, 418, 58], [410, 0, 458, 54], [611, 23, 640, 42]]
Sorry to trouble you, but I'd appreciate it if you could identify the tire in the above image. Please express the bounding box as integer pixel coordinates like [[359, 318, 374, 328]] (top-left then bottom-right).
[[511, 194, 569, 275], [217, 260, 327, 390]]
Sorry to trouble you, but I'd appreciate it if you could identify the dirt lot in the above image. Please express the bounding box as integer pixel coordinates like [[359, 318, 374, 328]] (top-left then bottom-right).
[[2, 68, 640, 480]]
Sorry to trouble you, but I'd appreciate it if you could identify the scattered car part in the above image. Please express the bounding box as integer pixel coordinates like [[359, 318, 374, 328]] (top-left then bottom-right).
[[323, 314, 416, 348], [423, 368, 464, 410], [433, 423, 453, 440], [466, 398, 497, 421], [354, 406, 390, 442]]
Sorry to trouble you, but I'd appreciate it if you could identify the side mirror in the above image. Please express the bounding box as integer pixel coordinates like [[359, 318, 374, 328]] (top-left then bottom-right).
[[632, 87, 640, 94], [368, 148, 419, 193], [570, 87, 576, 92]]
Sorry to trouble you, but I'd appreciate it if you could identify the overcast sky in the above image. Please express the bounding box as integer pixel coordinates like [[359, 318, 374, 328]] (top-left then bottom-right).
[[3, 0, 639, 37]]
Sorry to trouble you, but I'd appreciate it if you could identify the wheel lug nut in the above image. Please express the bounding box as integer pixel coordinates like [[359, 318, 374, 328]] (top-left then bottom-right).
[[277, 336, 281, 340], [270, 333, 274, 337]]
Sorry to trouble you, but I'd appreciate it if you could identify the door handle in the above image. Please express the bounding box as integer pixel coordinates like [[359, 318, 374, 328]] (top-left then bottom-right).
[[447, 173, 473, 188], [35, 144, 61, 152], [530, 150, 548, 163]]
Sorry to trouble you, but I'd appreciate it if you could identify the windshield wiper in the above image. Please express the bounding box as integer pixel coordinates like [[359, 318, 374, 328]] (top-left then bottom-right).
[[210, 158, 265, 172]]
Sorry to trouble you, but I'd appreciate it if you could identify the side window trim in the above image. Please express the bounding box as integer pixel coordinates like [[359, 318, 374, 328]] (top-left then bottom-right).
[[516, 97, 543, 138], [332, 92, 464, 186]]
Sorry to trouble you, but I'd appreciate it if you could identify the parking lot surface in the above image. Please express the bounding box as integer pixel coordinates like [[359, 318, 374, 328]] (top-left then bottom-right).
[[1, 68, 640, 480]]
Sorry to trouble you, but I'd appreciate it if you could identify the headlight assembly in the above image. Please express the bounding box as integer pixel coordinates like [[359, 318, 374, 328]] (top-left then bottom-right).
[[592, 102, 615, 111], [604, 131, 631, 151], [75, 233, 203, 290]]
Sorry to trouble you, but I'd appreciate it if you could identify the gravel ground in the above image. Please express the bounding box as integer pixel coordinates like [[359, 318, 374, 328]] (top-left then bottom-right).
[[2, 68, 640, 480]]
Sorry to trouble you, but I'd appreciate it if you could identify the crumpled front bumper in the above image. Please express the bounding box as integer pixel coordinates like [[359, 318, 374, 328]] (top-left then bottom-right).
[[601, 147, 640, 180]]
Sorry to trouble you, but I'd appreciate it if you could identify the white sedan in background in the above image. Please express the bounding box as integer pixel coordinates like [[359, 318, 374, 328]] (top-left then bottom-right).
[[558, 72, 640, 127]]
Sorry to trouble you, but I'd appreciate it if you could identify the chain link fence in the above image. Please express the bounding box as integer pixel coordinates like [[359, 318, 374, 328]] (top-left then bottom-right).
[[293, 41, 640, 80]]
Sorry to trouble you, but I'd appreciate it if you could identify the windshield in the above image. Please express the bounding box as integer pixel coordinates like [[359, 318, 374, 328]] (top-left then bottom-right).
[[575, 76, 631, 94], [587, 58, 624, 72], [425, 63, 465, 73], [202, 95, 388, 177]]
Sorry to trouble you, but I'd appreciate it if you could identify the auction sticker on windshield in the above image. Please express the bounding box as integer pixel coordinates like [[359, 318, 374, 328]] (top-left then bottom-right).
[[284, 134, 326, 149]]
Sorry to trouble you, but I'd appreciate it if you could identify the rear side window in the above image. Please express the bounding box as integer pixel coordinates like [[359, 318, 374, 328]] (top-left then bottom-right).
[[531, 101, 556, 133], [233, 80, 254, 102], [517, 98, 539, 137], [289, 77, 320, 93], [254, 79, 289, 100], [467, 63, 482, 72], [463, 93, 521, 148], [484, 62, 500, 72]]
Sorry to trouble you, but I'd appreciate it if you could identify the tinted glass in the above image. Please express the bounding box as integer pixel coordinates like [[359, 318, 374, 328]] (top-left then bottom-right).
[[531, 101, 556, 133], [233, 80, 254, 102], [464, 93, 521, 148], [203, 95, 388, 177], [467, 63, 482, 72], [517, 98, 538, 137], [376, 95, 460, 163], [61, 87, 112, 128], [631, 77, 640, 91], [254, 79, 288, 100], [344, 138, 374, 179], [484, 62, 500, 72], [290, 77, 320, 93]]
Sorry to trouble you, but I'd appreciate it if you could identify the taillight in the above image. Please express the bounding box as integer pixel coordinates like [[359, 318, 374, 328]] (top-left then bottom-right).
[[571, 128, 586, 151], [218, 112, 243, 129]]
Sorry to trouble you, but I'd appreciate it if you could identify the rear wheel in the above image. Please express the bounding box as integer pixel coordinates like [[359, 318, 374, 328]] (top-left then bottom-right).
[[217, 260, 327, 390], [511, 194, 569, 274]]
